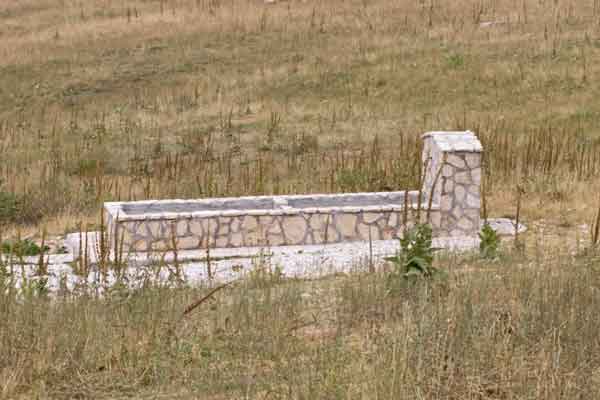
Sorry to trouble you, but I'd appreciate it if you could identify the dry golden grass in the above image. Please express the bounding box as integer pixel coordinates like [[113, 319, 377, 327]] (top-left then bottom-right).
[[2, 1, 600, 397], [1, 0, 600, 239], [2, 242, 600, 399]]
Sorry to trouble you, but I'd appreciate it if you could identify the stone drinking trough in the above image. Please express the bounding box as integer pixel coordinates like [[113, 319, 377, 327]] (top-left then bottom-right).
[[105, 131, 482, 253]]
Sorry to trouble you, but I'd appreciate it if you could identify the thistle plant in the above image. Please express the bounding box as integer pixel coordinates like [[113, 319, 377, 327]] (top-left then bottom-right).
[[479, 223, 500, 259], [386, 224, 440, 280]]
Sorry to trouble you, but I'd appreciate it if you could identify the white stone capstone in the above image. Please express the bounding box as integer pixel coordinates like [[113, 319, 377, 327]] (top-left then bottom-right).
[[422, 131, 483, 153], [446, 154, 466, 169]]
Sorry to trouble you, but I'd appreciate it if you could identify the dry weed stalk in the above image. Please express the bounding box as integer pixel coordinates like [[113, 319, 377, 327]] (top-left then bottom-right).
[[181, 280, 235, 318], [592, 195, 600, 247], [426, 153, 446, 224], [514, 183, 525, 247]]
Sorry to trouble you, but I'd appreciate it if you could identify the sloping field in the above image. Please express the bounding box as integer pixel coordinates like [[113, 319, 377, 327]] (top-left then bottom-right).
[[0, 0, 599, 232], [2, 1, 600, 398]]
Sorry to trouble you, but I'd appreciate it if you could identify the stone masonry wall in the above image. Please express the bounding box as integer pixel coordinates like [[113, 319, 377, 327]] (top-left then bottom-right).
[[112, 207, 437, 252]]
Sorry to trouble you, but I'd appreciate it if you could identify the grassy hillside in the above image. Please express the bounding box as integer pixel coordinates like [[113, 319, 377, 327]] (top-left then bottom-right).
[[1, 0, 599, 234]]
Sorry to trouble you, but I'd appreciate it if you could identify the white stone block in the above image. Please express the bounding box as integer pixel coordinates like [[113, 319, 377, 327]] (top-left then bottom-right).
[[467, 184, 479, 195], [454, 184, 466, 203], [422, 131, 483, 153], [450, 229, 463, 237], [444, 179, 454, 194], [471, 168, 481, 184], [363, 212, 381, 224], [457, 218, 473, 231], [440, 196, 453, 211], [442, 164, 454, 177], [465, 194, 480, 209], [177, 236, 200, 249], [429, 211, 441, 227], [464, 209, 481, 223], [454, 171, 471, 184], [447, 154, 466, 169], [465, 153, 481, 169], [176, 220, 188, 236], [452, 207, 464, 219]]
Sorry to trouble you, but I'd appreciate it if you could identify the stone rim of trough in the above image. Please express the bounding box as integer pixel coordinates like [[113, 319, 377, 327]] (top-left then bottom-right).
[[422, 130, 483, 153], [105, 190, 437, 222]]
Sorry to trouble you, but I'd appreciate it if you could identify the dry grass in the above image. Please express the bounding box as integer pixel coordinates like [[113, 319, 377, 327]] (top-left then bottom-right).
[[2, 241, 600, 399], [1, 0, 600, 234], [2, 0, 600, 398]]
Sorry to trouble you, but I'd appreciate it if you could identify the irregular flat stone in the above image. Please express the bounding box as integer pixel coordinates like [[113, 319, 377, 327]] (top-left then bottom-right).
[[471, 167, 481, 184], [457, 217, 473, 231], [465, 194, 480, 209], [175, 220, 189, 237], [177, 236, 200, 250], [483, 218, 527, 236], [337, 214, 359, 239], [282, 216, 308, 244], [455, 184, 466, 202], [465, 153, 481, 169], [454, 171, 471, 184], [444, 179, 454, 194]]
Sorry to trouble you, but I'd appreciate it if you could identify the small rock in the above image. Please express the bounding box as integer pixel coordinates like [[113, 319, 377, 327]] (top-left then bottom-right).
[[483, 218, 526, 236]]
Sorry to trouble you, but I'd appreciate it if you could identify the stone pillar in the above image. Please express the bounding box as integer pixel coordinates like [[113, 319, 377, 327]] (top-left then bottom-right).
[[422, 131, 482, 237]]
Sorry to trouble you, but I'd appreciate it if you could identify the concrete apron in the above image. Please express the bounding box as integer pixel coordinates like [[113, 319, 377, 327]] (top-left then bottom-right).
[[1, 219, 525, 294]]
